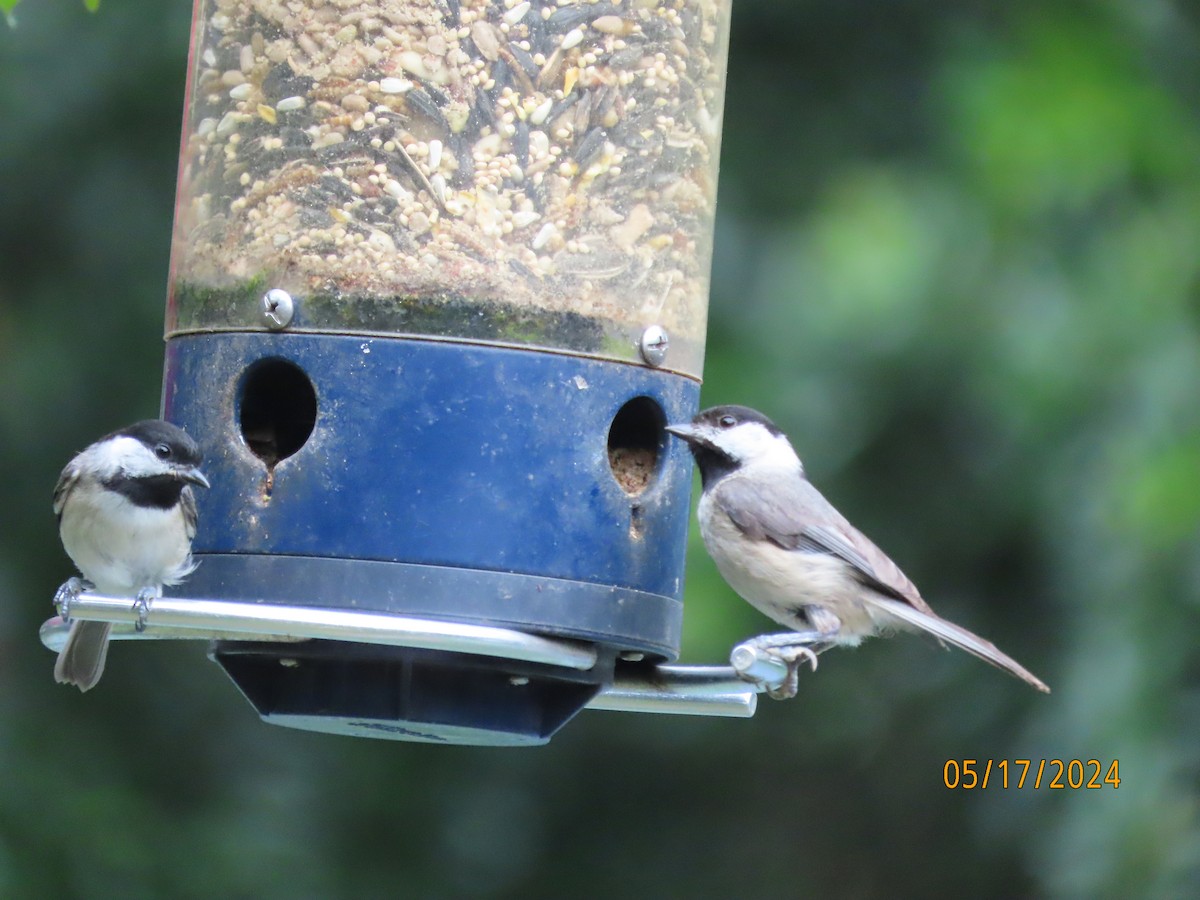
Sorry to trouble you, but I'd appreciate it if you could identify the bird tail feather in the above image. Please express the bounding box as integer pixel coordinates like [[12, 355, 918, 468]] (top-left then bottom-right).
[[870, 596, 1050, 693], [54, 620, 112, 692]]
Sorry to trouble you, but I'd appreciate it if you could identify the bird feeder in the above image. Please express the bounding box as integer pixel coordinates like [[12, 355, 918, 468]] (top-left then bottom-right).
[[43, 0, 761, 744]]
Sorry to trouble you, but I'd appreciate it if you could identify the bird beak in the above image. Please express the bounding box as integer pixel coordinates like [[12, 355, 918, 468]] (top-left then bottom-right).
[[665, 422, 717, 451], [664, 423, 698, 442], [178, 466, 211, 489]]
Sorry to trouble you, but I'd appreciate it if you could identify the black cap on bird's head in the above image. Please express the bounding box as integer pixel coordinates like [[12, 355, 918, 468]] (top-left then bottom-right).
[[665, 405, 796, 488], [118, 420, 209, 486], [55, 419, 210, 518], [688, 405, 782, 434]]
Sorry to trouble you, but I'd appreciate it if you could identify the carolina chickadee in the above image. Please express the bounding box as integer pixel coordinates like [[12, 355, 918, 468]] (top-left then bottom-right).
[[53, 420, 209, 691], [667, 405, 1050, 698]]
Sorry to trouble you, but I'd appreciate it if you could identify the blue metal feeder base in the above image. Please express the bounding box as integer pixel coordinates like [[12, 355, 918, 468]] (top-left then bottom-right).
[[163, 332, 699, 743]]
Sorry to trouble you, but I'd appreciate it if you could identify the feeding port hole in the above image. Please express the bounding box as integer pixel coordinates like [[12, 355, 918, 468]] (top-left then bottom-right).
[[238, 358, 317, 467], [607, 397, 665, 496]]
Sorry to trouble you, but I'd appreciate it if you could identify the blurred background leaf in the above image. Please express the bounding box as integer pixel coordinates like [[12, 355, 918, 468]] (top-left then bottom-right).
[[2, 0, 1199, 897]]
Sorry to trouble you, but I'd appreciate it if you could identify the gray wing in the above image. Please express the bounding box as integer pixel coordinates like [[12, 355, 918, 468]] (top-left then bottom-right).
[[181, 485, 199, 541], [52, 463, 80, 520], [714, 473, 931, 611]]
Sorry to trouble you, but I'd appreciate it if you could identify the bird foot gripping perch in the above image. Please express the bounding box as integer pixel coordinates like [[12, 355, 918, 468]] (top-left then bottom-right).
[[132, 587, 159, 633], [731, 631, 831, 700], [53, 577, 88, 623], [51, 580, 158, 633]]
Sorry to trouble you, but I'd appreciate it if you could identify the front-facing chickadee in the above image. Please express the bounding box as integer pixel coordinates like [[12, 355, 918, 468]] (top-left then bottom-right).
[[53, 420, 209, 691], [667, 405, 1050, 697]]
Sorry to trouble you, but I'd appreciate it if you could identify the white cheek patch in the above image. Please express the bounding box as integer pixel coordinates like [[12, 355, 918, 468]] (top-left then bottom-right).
[[717, 424, 800, 470], [83, 435, 163, 481]]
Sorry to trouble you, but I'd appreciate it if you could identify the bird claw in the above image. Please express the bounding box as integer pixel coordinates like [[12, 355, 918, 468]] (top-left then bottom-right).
[[132, 587, 158, 633], [53, 577, 89, 622], [765, 646, 820, 700], [732, 632, 829, 700]]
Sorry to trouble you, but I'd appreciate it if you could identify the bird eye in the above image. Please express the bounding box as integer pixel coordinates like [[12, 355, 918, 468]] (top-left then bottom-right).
[[718, 415, 736, 428], [154, 443, 172, 460]]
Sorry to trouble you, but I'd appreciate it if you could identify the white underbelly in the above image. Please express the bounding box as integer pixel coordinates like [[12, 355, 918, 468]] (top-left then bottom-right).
[[59, 489, 194, 594]]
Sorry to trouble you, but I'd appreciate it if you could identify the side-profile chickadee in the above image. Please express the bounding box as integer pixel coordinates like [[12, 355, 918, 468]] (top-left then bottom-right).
[[53, 420, 209, 691], [667, 405, 1050, 698]]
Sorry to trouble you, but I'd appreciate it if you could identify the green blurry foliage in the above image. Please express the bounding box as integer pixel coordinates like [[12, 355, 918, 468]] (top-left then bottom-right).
[[1, 0, 98, 27], [2, 1, 1198, 897]]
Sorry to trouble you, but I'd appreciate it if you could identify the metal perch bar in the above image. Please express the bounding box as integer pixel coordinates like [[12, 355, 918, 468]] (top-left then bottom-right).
[[730, 641, 798, 686], [46, 591, 597, 670], [39, 616, 306, 649], [40, 592, 781, 717], [591, 665, 760, 717]]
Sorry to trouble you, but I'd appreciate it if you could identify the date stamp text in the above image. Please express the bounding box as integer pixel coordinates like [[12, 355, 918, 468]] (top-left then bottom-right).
[[943, 759, 1121, 789]]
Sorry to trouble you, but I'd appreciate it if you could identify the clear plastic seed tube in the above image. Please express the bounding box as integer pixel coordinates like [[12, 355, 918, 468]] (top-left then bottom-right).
[[167, 0, 731, 376]]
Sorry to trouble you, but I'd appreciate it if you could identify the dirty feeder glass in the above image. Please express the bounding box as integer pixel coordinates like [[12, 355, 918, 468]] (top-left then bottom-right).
[[167, 0, 733, 377]]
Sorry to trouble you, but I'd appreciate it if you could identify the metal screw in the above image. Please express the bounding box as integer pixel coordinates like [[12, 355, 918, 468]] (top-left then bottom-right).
[[639, 325, 669, 366], [261, 288, 294, 330]]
